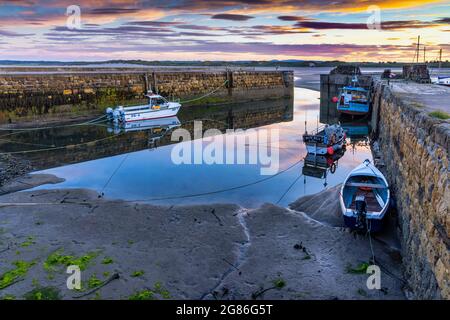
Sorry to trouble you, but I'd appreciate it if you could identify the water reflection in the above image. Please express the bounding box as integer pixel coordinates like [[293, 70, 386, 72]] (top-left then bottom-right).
[[5, 87, 372, 208], [302, 148, 346, 188]]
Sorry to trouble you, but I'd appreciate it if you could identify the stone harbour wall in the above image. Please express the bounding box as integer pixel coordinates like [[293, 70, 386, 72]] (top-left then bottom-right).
[[371, 81, 449, 299], [0, 69, 293, 124]]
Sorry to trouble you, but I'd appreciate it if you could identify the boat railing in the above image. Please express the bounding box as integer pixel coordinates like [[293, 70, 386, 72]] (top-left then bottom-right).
[[308, 124, 326, 135]]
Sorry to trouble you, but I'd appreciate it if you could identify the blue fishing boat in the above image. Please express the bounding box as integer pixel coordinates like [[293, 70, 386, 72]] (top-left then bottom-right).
[[340, 159, 390, 232], [336, 75, 370, 116], [302, 124, 346, 155]]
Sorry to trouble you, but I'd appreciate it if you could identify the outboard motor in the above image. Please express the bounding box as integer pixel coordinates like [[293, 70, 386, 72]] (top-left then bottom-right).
[[354, 195, 367, 230], [112, 108, 121, 124], [118, 106, 125, 123], [106, 107, 114, 121]]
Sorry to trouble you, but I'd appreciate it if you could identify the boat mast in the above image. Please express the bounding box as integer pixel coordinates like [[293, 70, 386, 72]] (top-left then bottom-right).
[[416, 35, 420, 63]]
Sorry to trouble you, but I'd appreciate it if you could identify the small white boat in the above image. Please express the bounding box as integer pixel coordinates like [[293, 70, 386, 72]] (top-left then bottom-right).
[[106, 94, 181, 123], [302, 124, 346, 155], [340, 159, 390, 232], [437, 76, 450, 87]]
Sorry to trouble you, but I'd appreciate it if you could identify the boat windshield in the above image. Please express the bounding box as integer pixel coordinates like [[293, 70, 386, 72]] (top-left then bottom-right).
[[350, 90, 368, 103], [150, 97, 167, 106]]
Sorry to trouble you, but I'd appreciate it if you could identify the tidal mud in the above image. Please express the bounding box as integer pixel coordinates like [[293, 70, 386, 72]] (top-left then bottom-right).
[[0, 179, 406, 300]]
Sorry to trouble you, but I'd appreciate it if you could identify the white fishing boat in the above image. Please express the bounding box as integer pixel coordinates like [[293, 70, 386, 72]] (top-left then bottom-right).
[[437, 76, 450, 87], [302, 124, 346, 155], [106, 94, 181, 123], [435, 48, 450, 87], [340, 159, 390, 232]]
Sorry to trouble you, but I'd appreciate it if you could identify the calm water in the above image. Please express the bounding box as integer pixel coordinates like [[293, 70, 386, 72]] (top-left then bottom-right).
[[8, 88, 372, 208]]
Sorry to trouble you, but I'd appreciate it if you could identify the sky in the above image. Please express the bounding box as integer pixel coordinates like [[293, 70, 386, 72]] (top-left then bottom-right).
[[0, 0, 449, 62]]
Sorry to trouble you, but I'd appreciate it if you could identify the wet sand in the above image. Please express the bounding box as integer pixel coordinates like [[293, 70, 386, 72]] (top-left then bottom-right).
[[0, 175, 405, 300]]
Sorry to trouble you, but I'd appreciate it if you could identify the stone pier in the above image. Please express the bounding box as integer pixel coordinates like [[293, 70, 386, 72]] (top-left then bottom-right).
[[0, 67, 293, 124], [371, 80, 449, 299]]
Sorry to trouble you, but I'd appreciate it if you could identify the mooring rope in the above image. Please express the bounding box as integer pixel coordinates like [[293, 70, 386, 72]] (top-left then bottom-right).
[[276, 173, 303, 204], [99, 153, 130, 197], [0, 157, 304, 206], [0, 131, 124, 155], [0, 114, 107, 132], [179, 80, 229, 104]]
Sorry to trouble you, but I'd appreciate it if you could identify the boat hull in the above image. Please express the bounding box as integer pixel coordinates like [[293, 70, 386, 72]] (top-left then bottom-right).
[[339, 160, 390, 232], [124, 106, 180, 122], [343, 215, 384, 233], [305, 141, 344, 155], [338, 109, 369, 116], [337, 101, 370, 116]]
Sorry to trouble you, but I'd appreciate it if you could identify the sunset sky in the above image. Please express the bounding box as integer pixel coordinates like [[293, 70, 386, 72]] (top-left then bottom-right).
[[0, 0, 449, 62]]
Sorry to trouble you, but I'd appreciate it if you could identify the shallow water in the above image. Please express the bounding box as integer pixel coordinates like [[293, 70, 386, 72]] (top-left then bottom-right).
[[6, 87, 372, 208]]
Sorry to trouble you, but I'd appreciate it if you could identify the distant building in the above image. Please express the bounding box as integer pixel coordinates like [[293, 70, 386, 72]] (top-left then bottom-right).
[[402, 64, 431, 83]]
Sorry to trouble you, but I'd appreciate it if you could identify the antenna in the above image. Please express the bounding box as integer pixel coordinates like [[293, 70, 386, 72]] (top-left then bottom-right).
[[423, 46, 426, 63], [305, 110, 307, 134]]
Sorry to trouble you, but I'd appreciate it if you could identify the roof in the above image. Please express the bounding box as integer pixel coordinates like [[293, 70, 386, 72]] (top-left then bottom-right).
[[145, 94, 163, 98], [342, 86, 368, 92]]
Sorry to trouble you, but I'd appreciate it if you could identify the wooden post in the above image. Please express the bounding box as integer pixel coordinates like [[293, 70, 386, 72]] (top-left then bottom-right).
[[144, 73, 149, 93], [416, 36, 420, 63], [152, 72, 158, 94]]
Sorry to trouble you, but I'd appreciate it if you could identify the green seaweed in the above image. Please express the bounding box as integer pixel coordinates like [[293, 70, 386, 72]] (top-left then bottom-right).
[[87, 274, 103, 289], [1, 294, 16, 300], [24, 286, 61, 300], [154, 282, 171, 299], [43, 250, 98, 272], [273, 278, 286, 289], [131, 270, 145, 277], [346, 262, 370, 274], [128, 289, 155, 300], [101, 257, 114, 265], [20, 236, 35, 248], [0, 260, 35, 289], [429, 110, 450, 120], [32, 278, 40, 287], [128, 282, 171, 300]]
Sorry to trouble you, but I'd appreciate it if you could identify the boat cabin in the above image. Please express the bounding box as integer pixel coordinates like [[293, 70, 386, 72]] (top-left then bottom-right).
[[339, 86, 368, 106], [145, 94, 169, 109]]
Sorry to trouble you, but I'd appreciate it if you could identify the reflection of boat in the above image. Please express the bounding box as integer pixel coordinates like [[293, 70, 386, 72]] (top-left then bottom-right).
[[107, 117, 181, 148], [340, 122, 369, 139], [302, 149, 345, 179], [337, 74, 370, 116], [302, 124, 346, 155], [107, 116, 181, 134], [340, 159, 390, 232], [106, 93, 181, 123]]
